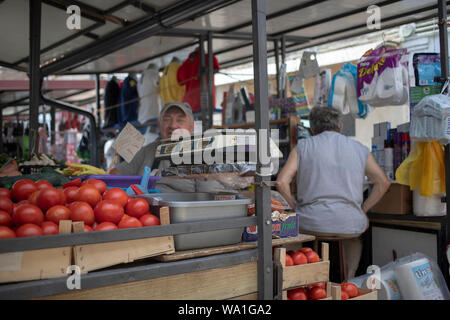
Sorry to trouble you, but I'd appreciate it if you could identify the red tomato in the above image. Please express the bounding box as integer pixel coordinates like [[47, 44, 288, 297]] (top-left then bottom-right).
[[16, 223, 43, 237], [118, 216, 143, 229], [41, 221, 59, 235], [36, 188, 64, 212], [35, 180, 53, 190], [102, 188, 128, 207], [92, 221, 98, 230], [305, 251, 320, 263], [84, 225, 93, 232], [292, 251, 308, 265], [11, 179, 38, 202], [121, 214, 130, 221], [46, 205, 71, 224], [28, 190, 40, 205], [139, 214, 160, 226], [0, 210, 12, 227], [341, 290, 350, 300], [69, 201, 95, 226], [299, 247, 313, 254], [95, 222, 118, 231], [94, 200, 124, 224], [17, 200, 30, 206], [64, 187, 79, 204], [285, 254, 294, 266], [0, 188, 11, 199], [83, 179, 107, 195], [287, 250, 296, 257], [309, 287, 327, 300], [14, 204, 44, 226], [125, 198, 149, 218], [0, 196, 13, 214], [0, 226, 15, 239], [63, 178, 82, 188], [58, 189, 67, 205], [341, 283, 358, 298], [308, 282, 326, 291], [75, 185, 101, 208], [287, 288, 308, 300]]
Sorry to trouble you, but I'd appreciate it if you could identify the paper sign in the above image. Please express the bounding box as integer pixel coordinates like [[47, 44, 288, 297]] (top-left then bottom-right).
[[112, 123, 145, 163]]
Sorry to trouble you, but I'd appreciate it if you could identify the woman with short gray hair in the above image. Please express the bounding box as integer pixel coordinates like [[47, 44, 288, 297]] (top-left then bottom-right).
[[276, 107, 390, 279]]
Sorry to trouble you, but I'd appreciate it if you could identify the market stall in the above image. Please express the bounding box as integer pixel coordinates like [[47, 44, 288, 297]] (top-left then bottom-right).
[[0, 0, 450, 301]]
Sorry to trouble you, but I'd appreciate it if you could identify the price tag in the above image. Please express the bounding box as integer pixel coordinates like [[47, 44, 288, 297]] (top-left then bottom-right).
[[112, 123, 145, 163]]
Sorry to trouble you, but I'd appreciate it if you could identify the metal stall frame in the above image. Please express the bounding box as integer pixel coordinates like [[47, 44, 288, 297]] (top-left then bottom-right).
[[0, 0, 275, 300], [2, 0, 449, 299]]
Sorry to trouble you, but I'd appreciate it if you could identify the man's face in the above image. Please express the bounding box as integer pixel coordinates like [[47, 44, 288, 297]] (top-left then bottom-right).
[[160, 107, 194, 139]]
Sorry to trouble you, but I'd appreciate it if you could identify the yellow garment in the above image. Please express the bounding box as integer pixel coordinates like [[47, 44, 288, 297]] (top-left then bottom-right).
[[160, 61, 186, 105], [395, 141, 446, 197]]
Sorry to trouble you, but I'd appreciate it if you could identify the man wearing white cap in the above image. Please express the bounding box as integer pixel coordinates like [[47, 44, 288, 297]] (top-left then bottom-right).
[[111, 102, 194, 176]]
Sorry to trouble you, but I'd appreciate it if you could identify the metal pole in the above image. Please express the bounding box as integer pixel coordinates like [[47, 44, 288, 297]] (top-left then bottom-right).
[[199, 35, 207, 128], [50, 106, 55, 145], [252, 0, 273, 300], [0, 109, 3, 153], [281, 35, 286, 98], [438, 0, 450, 286], [207, 31, 214, 129], [274, 40, 280, 98], [29, 0, 42, 156], [95, 74, 101, 129]]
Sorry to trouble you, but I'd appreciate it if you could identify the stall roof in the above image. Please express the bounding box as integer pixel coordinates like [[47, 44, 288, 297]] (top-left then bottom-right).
[[0, 0, 448, 76]]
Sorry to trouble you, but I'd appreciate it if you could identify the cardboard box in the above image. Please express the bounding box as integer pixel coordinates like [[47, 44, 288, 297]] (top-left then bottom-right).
[[379, 122, 391, 140], [397, 122, 410, 133], [370, 183, 412, 215], [242, 213, 299, 242], [371, 136, 385, 150], [374, 123, 380, 137]]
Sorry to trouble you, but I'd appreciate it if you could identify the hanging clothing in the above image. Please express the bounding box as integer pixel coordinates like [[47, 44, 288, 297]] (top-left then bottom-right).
[[138, 65, 161, 124], [177, 50, 220, 113], [118, 75, 139, 126], [160, 60, 186, 105], [103, 78, 120, 128]]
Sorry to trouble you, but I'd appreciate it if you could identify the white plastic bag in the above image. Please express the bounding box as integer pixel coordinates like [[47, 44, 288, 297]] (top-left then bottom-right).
[[299, 52, 320, 79], [313, 69, 331, 107]]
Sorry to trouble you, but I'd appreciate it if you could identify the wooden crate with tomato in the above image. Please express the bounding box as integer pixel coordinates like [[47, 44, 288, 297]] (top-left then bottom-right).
[[0, 220, 73, 284], [71, 206, 175, 274], [274, 242, 330, 297], [284, 282, 333, 300], [329, 282, 378, 300]]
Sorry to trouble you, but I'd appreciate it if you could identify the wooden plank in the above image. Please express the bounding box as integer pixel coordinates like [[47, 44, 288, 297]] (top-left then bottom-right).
[[370, 218, 442, 231], [73, 206, 175, 273], [72, 221, 84, 233], [329, 283, 377, 300], [155, 234, 316, 262], [228, 293, 258, 300], [38, 261, 258, 300], [331, 284, 341, 300], [282, 261, 330, 290]]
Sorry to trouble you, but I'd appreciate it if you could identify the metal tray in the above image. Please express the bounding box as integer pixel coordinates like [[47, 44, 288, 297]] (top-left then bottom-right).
[[138, 193, 251, 251]]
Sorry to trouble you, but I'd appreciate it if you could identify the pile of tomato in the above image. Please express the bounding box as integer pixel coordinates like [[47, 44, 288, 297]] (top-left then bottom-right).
[[285, 247, 321, 266], [0, 178, 160, 239], [287, 281, 361, 300]]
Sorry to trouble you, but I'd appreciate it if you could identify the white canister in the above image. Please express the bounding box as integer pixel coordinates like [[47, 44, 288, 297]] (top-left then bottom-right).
[[413, 190, 446, 217]]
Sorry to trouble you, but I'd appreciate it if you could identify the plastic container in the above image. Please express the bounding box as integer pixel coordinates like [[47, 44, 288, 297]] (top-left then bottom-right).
[[413, 190, 446, 216], [139, 192, 252, 251], [75, 175, 161, 189]]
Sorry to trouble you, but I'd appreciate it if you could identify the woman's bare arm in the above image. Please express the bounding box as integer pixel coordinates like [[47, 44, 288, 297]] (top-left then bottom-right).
[[276, 148, 298, 210], [362, 153, 391, 213]]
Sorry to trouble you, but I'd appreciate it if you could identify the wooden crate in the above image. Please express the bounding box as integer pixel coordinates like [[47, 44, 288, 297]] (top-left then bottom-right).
[[0, 220, 72, 284], [282, 282, 333, 300], [330, 283, 378, 300], [274, 242, 330, 291], [72, 207, 175, 274]]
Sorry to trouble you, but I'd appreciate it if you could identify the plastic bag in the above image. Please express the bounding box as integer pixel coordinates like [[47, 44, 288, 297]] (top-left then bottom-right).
[[288, 73, 310, 116], [313, 69, 331, 107], [395, 141, 445, 197], [298, 51, 320, 79], [328, 63, 369, 118]]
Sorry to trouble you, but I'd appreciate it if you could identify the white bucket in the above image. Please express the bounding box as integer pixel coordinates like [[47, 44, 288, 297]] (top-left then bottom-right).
[[412, 190, 446, 217]]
